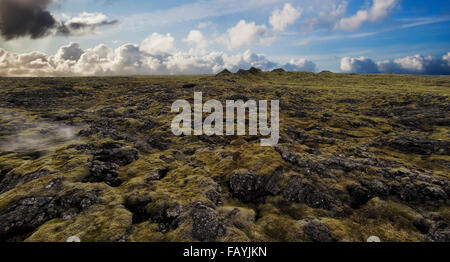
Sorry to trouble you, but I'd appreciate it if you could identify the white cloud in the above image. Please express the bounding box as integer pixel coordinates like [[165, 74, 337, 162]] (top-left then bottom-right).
[[341, 53, 450, 75], [269, 3, 302, 32], [217, 3, 305, 50], [55, 42, 84, 62], [0, 34, 317, 76], [222, 20, 275, 50], [184, 30, 208, 53], [304, 1, 348, 31], [140, 33, 175, 55], [340, 56, 378, 73], [197, 21, 213, 29], [68, 12, 110, 25], [336, 0, 398, 31], [57, 12, 118, 36], [282, 58, 317, 72]]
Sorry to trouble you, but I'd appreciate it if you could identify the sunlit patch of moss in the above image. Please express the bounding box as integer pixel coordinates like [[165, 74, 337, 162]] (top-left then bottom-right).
[[348, 198, 423, 242], [129, 222, 165, 242], [254, 213, 306, 242], [26, 205, 132, 242], [148, 166, 219, 205]]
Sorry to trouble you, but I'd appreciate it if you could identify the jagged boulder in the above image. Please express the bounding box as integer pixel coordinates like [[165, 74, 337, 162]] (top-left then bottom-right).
[[425, 220, 450, 242], [84, 160, 121, 187], [0, 189, 99, 241], [229, 173, 267, 203], [191, 204, 226, 242], [394, 182, 448, 206], [302, 220, 335, 242], [348, 179, 391, 208], [283, 176, 341, 211], [389, 136, 449, 155], [229, 168, 282, 203], [93, 143, 139, 167]]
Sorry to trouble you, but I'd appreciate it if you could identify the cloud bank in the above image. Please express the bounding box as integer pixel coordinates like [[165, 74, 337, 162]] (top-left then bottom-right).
[[0, 33, 317, 76], [341, 53, 450, 75]]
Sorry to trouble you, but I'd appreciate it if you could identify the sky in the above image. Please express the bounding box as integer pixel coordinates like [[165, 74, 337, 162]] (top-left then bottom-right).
[[0, 0, 449, 76]]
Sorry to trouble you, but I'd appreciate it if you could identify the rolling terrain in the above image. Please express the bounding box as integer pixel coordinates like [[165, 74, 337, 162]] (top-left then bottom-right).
[[0, 69, 449, 242]]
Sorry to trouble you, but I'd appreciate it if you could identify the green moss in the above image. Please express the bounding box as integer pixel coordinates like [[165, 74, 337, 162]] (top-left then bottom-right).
[[0, 73, 448, 242]]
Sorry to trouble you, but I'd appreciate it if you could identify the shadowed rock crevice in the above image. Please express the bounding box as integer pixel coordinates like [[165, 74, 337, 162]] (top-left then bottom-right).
[[0, 189, 99, 242], [82, 142, 139, 187]]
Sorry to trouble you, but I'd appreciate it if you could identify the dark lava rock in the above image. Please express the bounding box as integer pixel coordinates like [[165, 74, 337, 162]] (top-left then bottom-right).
[[124, 197, 153, 224], [303, 220, 335, 242], [360, 179, 390, 197], [138, 118, 158, 132], [395, 182, 448, 206], [283, 176, 340, 211], [348, 179, 390, 208], [146, 133, 170, 151], [5, 87, 87, 108], [347, 185, 372, 209], [413, 218, 431, 234], [229, 168, 282, 203], [183, 148, 196, 156], [225, 94, 249, 101], [93, 144, 139, 167], [337, 98, 362, 104], [198, 135, 226, 145], [0, 169, 52, 195], [70, 143, 96, 153], [389, 136, 449, 155], [320, 155, 362, 172], [148, 203, 183, 233], [0, 189, 99, 241], [97, 107, 122, 118], [191, 204, 226, 242], [84, 160, 121, 187], [425, 220, 450, 242], [275, 146, 299, 165], [145, 167, 170, 181], [206, 189, 223, 206], [79, 118, 125, 140], [396, 182, 419, 202], [182, 83, 197, 89], [229, 173, 267, 203]]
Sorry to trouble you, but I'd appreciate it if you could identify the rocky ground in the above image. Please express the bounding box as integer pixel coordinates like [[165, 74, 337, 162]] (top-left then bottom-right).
[[0, 69, 449, 242]]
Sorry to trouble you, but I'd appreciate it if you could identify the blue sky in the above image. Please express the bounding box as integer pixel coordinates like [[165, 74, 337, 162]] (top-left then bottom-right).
[[0, 0, 449, 76]]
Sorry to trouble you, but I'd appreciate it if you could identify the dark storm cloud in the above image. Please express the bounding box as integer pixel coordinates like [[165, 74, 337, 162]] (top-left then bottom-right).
[[0, 0, 56, 40], [0, 0, 119, 40]]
